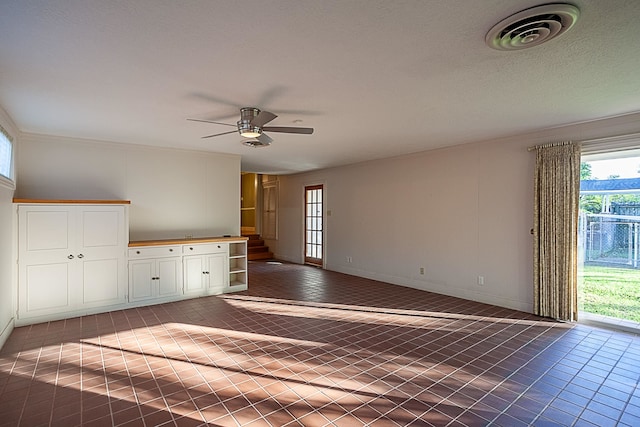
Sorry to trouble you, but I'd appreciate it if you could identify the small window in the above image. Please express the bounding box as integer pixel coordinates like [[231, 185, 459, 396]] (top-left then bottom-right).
[[0, 125, 14, 188]]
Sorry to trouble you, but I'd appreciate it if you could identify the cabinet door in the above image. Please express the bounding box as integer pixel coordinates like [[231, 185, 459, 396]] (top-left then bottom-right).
[[82, 258, 124, 307], [19, 262, 73, 318], [157, 258, 181, 298], [79, 206, 127, 306], [129, 259, 154, 302], [183, 255, 206, 295], [207, 253, 227, 294], [78, 206, 125, 256], [18, 206, 75, 317]]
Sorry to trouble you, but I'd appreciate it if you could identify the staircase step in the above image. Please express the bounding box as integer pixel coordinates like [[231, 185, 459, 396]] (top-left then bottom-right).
[[248, 251, 274, 261], [242, 233, 273, 260], [242, 234, 262, 240]]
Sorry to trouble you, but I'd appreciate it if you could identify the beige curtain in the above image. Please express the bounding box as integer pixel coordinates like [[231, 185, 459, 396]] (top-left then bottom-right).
[[533, 142, 581, 321]]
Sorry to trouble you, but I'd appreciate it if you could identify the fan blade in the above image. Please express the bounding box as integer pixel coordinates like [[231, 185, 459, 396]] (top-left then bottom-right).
[[201, 130, 238, 139], [251, 110, 277, 127], [187, 118, 236, 127], [268, 109, 322, 116], [258, 133, 273, 144], [188, 93, 243, 109], [262, 126, 314, 134], [256, 86, 287, 107]]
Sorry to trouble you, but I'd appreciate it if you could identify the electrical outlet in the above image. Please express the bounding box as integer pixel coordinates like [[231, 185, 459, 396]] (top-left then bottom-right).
[[346, 256, 353, 263], [420, 267, 425, 275], [478, 276, 484, 286]]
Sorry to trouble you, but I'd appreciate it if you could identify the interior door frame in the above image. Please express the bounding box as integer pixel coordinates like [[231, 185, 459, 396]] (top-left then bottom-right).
[[304, 183, 325, 267]]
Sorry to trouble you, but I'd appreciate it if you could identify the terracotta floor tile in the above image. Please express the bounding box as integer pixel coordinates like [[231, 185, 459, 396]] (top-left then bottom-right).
[[1, 261, 640, 426]]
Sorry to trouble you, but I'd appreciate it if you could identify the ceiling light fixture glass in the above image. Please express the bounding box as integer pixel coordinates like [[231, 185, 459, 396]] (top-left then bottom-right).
[[240, 129, 261, 138]]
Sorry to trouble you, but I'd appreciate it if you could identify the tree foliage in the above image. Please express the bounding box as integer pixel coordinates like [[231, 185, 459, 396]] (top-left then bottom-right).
[[580, 162, 602, 213], [579, 162, 640, 214]]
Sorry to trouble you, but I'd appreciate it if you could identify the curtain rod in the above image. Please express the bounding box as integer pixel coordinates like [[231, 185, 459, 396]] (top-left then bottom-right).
[[527, 132, 640, 152], [527, 141, 575, 151]]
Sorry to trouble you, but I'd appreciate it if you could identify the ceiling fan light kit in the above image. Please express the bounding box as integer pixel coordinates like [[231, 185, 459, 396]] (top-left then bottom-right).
[[189, 106, 313, 147]]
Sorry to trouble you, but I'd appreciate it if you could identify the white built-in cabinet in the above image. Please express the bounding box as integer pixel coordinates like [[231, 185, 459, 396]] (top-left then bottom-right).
[[16, 200, 129, 324], [127, 238, 248, 305], [15, 199, 248, 326]]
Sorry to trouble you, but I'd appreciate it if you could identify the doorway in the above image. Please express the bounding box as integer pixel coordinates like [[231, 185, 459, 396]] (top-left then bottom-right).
[[579, 153, 640, 326], [241, 173, 257, 235], [304, 184, 323, 266]]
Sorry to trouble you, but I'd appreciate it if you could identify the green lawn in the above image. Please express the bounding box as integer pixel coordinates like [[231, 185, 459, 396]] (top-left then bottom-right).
[[579, 265, 640, 323]]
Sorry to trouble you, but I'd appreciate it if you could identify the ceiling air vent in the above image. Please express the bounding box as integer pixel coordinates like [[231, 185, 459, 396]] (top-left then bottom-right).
[[486, 3, 579, 51]]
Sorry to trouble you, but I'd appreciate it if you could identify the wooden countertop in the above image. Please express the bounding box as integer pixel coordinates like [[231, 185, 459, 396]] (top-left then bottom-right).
[[14, 198, 131, 204], [129, 236, 248, 247]]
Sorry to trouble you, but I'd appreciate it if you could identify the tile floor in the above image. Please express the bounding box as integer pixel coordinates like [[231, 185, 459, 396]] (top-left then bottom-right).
[[1, 261, 639, 426]]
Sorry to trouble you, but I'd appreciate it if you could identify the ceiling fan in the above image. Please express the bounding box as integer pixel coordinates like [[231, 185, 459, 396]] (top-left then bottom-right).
[[188, 107, 314, 148]]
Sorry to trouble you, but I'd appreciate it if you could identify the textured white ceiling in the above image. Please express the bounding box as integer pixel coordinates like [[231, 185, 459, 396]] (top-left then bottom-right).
[[1, 0, 640, 174]]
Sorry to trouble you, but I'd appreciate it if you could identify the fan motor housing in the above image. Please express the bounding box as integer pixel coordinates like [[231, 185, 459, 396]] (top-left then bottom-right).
[[237, 107, 262, 137]]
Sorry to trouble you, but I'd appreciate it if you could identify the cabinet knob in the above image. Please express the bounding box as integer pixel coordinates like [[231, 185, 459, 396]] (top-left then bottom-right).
[[169, 248, 173, 252], [77, 254, 84, 259], [67, 254, 74, 259], [217, 245, 221, 248], [136, 250, 141, 254], [190, 247, 193, 251]]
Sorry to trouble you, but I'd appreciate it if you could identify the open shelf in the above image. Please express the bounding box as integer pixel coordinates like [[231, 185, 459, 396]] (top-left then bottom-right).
[[228, 241, 247, 288], [229, 271, 247, 287], [229, 241, 247, 258]]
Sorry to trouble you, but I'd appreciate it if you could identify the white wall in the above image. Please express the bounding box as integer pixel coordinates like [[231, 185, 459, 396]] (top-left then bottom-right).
[[0, 109, 17, 349], [0, 186, 14, 348], [272, 113, 640, 313], [16, 134, 241, 241]]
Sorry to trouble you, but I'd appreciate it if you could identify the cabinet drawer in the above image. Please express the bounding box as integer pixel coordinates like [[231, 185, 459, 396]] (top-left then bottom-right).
[[128, 246, 181, 258], [182, 243, 228, 255]]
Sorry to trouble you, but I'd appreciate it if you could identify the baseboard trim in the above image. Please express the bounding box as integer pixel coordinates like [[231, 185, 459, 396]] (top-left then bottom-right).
[[328, 265, 533, 314]]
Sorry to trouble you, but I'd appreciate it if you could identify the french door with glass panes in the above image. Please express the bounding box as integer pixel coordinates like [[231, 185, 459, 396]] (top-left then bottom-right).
[[305, 185, 323, 266]]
